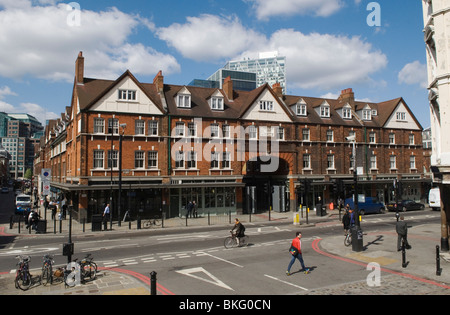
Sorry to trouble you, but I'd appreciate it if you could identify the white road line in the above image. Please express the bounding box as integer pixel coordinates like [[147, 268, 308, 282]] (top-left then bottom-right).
[[198, 252, 244, 268], [264, 274, 309, 291]]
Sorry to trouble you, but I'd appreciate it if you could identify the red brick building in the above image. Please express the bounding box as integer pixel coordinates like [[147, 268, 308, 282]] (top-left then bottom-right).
[[36, 52, 428, 221]]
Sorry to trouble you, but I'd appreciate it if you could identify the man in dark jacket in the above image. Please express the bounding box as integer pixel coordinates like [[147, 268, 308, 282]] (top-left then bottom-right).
[[396, 216, 411, 251]]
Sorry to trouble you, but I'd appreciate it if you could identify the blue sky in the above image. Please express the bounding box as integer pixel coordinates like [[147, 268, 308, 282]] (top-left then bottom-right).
[[0, 0, 429, 128]]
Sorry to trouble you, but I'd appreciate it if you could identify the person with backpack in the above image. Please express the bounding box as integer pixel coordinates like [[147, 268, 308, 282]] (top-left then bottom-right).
[[287, 231, 309, 276]]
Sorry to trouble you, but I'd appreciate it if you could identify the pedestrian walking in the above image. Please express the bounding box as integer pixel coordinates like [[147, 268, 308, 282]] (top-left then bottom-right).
[[186, 201, 193, 218], [396, 216, 411, 251], [286, 231, 309, 276], [192, 200, 198, 218], [103, 203, 110, 231]]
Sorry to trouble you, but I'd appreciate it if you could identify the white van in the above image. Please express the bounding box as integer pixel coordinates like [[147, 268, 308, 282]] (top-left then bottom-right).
[[429, 187, 441, 211]]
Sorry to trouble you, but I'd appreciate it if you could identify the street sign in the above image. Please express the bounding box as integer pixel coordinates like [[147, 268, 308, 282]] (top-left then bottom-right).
[[41, 169, 51, 180], [43, 183, 50, 195]]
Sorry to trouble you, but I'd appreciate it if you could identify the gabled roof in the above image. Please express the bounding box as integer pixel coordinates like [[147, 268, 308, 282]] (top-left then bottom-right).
[[76, 70, 165, 114]]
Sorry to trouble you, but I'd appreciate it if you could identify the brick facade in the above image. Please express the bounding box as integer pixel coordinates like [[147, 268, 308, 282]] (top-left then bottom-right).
[[35, 52, 429, 220]]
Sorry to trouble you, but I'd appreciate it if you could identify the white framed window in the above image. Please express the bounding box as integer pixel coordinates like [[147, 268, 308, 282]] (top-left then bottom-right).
[[363, 109, 372, 120], [148, 151, 158, 169], [135, 120, 145, 135], [211, 97, 224, 110], [326, 130, 334, 142], [108, 118, 119, 135], [211, 152, 220, 169], [135, 151, 145, 169], [149, 121, 158, 136], [410, 155, 416, 169], [277, 127, 285, 140], [210, 124, 220, 138], [297, 104, 307, 116], [94, 118, 105, 134], [343, 108, 352, 119], [390, 155, 396, 169], [327, 155, 335, 169], [118, 89, 136, 101], [248, 125, 258, 139], [177, 94, 191, 108], [222, 152, 231, 169], [320, 105, 330, 118], [369, 132, 376, 144], [188, 122, 197, 137], [396, 112, 406, 121], [175, 122, 185, 137], [93, 150, 104, 169], [175, 151, 185, 169], [303, 154, 311, 169], [223, 125, 230, 138], [107, 150, 118, 169], [389, 133, 395, 144], [187, 151, 197, 169], [259, 100, 274, 111], [370, 155, 377, 169], [302, 129, 310, 141], [409, 134, 415, 145]]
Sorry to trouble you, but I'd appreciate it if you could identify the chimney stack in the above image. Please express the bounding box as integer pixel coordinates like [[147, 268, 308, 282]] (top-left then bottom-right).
[[272, 82, 283, 98], [339, 88, 355, 109], [223, 76, 233, 101], [153, 70, 164, 93], [75, 51, 84, 85]]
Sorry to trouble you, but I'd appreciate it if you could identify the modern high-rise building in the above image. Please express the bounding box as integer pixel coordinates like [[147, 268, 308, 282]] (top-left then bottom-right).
[[422, 0, 450, 250], [0, 113, 43, 178], [223, 52, 286, 94]]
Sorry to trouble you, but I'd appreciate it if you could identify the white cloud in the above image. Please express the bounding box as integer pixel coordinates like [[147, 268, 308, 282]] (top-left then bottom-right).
[[0, 86, 17, 99], [398, 61, 428, 88], [247, 0, 344, 20], [156, 14, 266, 62], [0, 100, 58, 124], [157, 14, 387, 91], [0, 0, 180, 82]]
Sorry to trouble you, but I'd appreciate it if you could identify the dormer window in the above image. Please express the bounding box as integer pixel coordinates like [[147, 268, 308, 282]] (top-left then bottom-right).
[[320, 102, 330, 118], [296, 100, 307, 116], [342, 104, 352, 119], [363, 109, 372, 120], [211, 96, 224, 111], [177, 94, 191, 108], [176, 87, 192, 108], [118, 89, 136, 101]]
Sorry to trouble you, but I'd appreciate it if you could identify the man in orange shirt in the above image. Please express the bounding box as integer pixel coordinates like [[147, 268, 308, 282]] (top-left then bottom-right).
[[287, 231, 309, 276]]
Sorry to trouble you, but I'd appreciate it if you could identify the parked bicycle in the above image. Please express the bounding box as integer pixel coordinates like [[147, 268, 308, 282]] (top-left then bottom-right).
[[65, 254, 97, 287], [143, 215, 161, 228], [15, 255, 32, 291], [344, 230, 352, 247], [41, 254, 55, 286], [224, 231, 249, 249]]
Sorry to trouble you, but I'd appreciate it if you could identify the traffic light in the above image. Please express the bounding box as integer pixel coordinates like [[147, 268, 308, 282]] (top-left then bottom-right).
[[332, 180, 338, 194]]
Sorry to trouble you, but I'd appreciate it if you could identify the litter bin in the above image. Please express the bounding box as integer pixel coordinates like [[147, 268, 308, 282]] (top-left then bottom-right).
[[91, 214, 103, 232], [316, 204, 327, 216], [351, 226, 364, 252], [36, 220, 47, 234]]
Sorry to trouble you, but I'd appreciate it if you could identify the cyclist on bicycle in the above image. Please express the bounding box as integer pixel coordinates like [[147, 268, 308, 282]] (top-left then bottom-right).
[[342, 205, 353, 235], [231, 218, 246, 245]]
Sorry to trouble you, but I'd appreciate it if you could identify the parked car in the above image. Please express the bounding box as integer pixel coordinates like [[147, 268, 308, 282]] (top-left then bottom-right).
[[387, 200, 425, 212], [429, 187, 441, 211], [345, 197, 385, 215]]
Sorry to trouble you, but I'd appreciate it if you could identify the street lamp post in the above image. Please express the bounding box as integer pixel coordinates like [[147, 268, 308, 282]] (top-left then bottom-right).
[[346, 135, 363, 252], [118, 123, 126, 227]]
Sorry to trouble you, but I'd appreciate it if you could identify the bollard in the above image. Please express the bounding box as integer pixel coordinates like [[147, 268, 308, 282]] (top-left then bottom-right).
[[150, 271, 157, 296], [402, 240, 407, 268], [437, 245, 442, 276]]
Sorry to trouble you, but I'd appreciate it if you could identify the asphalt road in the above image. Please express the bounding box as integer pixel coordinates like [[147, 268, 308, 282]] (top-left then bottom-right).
[[0, 190, 441, 295]]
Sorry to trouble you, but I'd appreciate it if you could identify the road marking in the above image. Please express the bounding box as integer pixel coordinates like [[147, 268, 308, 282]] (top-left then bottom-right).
[[198, 251, 244, 268], [264, 274, 309, 291], [176, 267, 234, 291]]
